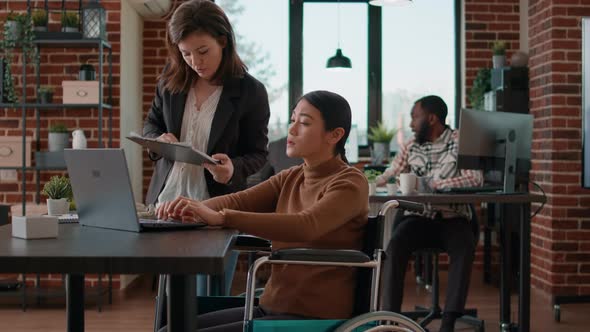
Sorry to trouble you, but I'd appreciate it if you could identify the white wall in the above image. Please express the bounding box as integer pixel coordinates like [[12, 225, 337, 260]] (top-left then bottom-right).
[[120, 0, 144, 204], [520, 0, 529, 52]]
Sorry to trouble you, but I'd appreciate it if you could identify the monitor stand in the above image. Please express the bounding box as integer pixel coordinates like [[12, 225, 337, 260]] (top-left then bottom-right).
[[502, 129, 517, 193]]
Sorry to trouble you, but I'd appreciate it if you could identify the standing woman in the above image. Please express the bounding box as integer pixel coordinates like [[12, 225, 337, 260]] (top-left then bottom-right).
[[143, 0, 270, 295]]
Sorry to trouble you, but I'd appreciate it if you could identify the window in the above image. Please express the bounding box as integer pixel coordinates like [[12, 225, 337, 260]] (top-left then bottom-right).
[[218, 0, 289, 141], [381, 0, 456, 152], [303, 2, 369, 145]]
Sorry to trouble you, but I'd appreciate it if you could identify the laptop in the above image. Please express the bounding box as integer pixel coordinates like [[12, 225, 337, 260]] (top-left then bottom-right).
[[64, 148, 205, 232]]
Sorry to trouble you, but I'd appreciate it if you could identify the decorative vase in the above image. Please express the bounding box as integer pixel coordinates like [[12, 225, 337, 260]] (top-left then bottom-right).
[[47, 198, 69, 216], [492, 55, 506, 69], [372, 142, 390, 165], [48, 132, 69, 152], [72, 129, 87, 149]]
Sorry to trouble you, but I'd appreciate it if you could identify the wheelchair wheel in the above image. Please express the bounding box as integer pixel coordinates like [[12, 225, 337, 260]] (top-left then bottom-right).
[[334, 311, 426, 332]]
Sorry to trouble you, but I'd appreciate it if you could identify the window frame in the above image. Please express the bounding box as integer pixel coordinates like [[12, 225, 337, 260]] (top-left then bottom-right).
[[289, 0, 462, 150]]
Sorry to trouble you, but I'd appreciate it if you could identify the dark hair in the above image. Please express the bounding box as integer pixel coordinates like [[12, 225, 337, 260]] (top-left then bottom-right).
[[299, 90, 352, 163], [160, 0, 246, 93], [415, 95, 448, 125]]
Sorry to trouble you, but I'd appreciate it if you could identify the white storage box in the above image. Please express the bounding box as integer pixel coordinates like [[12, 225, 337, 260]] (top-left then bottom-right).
[[12, 215, 58, 239], [62, 80, 100, 104], [0, 137, 32, 167]]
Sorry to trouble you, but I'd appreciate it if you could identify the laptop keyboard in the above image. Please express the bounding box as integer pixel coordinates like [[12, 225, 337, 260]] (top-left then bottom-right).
[[138, 218, 206, 228]]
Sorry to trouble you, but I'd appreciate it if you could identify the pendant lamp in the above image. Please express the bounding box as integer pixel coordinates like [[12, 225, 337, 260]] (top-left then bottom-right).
[[327, 0, 352, 71]]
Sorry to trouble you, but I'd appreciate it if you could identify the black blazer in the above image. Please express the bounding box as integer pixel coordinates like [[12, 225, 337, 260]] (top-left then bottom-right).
[[143, 72, 270, 205]]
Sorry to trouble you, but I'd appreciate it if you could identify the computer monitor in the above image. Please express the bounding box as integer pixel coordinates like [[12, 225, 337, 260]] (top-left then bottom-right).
[[457, 109, 534, 193]]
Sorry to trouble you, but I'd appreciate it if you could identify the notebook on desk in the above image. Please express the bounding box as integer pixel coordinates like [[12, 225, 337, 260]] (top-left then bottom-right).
[[64, 149, 205, 232]]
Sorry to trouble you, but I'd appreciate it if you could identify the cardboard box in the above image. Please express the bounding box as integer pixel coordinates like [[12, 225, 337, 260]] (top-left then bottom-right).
[[62, 80, 100, 104], [12, 215, 58, 239], [0, 137, 32, 167]]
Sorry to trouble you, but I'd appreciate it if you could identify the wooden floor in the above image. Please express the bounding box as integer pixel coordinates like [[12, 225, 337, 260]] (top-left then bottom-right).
[[0, 270, 587, 331]]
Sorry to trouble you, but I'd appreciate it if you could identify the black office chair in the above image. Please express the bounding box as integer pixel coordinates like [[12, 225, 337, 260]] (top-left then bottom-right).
[[400, 204, 485, 332]]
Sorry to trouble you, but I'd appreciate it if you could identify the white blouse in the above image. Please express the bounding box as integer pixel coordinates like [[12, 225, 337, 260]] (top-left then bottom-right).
[[157, 86, 223, 205]]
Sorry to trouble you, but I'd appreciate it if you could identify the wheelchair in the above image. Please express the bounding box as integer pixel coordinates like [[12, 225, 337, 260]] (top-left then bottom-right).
[[155, 200, 424, 332]]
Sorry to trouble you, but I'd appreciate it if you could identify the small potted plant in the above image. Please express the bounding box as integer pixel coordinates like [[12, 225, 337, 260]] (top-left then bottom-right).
[[364, 169, 382, 196], [48, 123, 69, 152], [32, 10, 48, 32], [37, 86, 54, 104], [61, 12, 79, 33], [492, 40, 507, 69], [368, 122, 397, 165], [386, 176, 398, 196], [42, 175, 72, 216], [469, 68, 491, 110]]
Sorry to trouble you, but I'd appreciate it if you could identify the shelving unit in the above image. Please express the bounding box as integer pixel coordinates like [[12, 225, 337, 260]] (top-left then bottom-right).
[[4, 37, 113, 215], [0, 1, 114, 309]]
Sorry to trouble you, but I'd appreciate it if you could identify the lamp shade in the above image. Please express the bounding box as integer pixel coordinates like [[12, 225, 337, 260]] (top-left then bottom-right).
[[369, 0, 413, 6], [82, 0, 107, 39], [327, 48, 352, 71]]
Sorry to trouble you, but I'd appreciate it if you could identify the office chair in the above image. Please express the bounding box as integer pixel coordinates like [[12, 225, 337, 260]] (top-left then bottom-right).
[[400, 205, 485, 332]]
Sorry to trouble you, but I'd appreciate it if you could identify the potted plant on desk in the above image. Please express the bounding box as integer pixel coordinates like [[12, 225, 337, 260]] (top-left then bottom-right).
[[42, 176, 72, 216], [368, 121, 397, 166], [386, 176, 398, 195], [364, 170, 382, 196]]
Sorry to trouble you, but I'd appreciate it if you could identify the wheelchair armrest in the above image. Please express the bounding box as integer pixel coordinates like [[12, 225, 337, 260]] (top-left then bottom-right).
[[269, 248, 371, 263], [232, 235, 271, 251]]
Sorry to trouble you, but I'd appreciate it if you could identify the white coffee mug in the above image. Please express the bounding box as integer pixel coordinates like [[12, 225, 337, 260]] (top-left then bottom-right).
[[399, 173, 417, 195]]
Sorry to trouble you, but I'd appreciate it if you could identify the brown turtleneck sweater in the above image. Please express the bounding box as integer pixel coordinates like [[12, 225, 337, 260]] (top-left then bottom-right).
[[204, 156, 369, 319]]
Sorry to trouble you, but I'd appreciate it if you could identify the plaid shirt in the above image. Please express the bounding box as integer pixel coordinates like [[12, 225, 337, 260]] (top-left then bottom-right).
[[376, 127, 483, 219]]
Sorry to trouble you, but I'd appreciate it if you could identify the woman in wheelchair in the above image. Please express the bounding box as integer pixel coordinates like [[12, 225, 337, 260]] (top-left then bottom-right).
[[157, 90, 370, 331]]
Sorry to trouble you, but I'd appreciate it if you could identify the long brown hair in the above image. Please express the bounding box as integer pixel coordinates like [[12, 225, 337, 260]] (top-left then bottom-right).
[[160, 0, 246, 93]]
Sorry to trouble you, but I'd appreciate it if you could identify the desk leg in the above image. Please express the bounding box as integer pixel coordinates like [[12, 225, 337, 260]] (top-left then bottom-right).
[[518, 203, 531, 332], [167, 274, 196, 332], [499, 204, 512, 331], [66, 273, 85, 332]]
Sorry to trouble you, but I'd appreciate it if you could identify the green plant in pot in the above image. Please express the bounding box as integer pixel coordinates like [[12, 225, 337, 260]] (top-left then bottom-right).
[[4, 12, 28, 40], [48, 123, 70, 152], [386, 176, 398, 195], [42, 175, 72, 216], [368, 121, 397, 165], [32, 10, 48, 32], [61, 12, 79, 33], [469, 68, 491, 110], [364, 169, 382, 195], [1, 12, 38, 104], [492, 40, 507, 69], [38, 86, 54, 104]]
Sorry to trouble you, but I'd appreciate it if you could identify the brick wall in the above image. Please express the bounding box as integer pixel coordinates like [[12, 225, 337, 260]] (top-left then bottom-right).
[[0, 0, 122, 290], [465, 0, 522, 107], [528, 0, 590, 297], [464, 0, 522, 272]]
